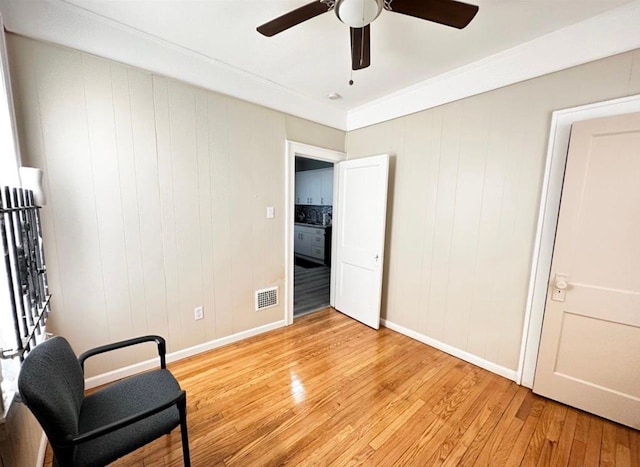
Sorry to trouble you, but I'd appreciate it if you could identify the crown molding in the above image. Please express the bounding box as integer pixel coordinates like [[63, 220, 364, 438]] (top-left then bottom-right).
[[0, 0, 347, 130], [1, 0, 638, 132], [346, 1, 640, 130]]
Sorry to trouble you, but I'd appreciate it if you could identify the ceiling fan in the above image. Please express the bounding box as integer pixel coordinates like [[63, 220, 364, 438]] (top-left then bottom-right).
[[257, 0, 479, 71]]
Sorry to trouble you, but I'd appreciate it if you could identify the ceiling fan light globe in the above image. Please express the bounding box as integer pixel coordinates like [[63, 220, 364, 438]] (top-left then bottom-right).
[[335, 0, 383, 28]]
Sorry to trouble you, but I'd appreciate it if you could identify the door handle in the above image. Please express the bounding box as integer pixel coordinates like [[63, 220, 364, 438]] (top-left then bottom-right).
[[555, 274, 568, 290], [551, 273, 569, 302]]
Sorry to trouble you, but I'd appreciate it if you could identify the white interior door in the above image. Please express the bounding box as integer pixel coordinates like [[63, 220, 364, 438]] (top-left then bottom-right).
[[533, 112, 640, 429], [333, 154, 389, 329]]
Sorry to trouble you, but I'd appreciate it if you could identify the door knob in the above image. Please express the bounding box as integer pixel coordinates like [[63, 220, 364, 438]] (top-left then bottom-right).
[[551, 273, 569, 302], [555, 274, 568, 290]]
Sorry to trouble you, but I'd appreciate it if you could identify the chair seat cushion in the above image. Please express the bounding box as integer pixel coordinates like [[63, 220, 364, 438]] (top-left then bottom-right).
[[73, 369, 182, 467]]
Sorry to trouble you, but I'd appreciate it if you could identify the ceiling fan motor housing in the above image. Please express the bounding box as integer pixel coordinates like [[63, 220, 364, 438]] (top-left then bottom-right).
[[335, 0, 383, 28]]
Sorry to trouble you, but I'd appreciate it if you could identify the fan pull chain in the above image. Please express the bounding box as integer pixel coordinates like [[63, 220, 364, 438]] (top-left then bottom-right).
[[349, 27, 354, 85]]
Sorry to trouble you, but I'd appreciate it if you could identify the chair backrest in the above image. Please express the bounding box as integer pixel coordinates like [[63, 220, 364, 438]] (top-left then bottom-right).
[[18, 336, 85, 446]]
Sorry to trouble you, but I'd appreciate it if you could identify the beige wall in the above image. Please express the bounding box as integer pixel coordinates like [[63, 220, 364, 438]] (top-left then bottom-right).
[[347, 48, 640, 371], [7, 34, 345, 377], [0, 402, 42, 467]]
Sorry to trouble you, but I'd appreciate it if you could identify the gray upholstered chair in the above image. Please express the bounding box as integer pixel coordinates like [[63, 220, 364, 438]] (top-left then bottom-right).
[[18, 335, 190, 467]]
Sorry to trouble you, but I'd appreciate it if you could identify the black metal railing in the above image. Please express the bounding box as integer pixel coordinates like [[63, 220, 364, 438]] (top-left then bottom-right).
[[0, 186, 51, 361]]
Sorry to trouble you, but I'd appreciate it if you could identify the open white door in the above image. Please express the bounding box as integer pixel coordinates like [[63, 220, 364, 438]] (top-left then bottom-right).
[[333, 154, 389, 329]]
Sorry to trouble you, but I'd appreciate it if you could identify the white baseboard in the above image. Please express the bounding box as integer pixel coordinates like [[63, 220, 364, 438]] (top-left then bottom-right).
[[36, 431, 47, 467], [380, 319, 518, 382], [85, 320, 286, 389]]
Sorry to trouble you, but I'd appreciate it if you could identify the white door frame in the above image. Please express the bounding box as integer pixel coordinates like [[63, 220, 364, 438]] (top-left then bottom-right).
[[285, 141, 346, 325], [517, 93, 640, 387]]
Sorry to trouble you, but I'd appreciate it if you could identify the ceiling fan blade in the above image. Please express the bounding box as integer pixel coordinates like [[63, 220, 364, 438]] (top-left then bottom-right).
[[386, 0, 478, 29], [257, 1, 332, 37], [350, 25, 370, 70]]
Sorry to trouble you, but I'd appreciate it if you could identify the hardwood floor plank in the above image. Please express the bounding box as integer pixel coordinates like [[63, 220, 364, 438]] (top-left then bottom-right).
[[454, 382, 518, 466], [322, 359, 460, 465], [573, 412, 591, 443], [584, 417, 604, 466], [369, 398, 426, 450], [616, 444, 632, 467], [41, 308, 640, 467], [515, 390, 535, 421], [630, 427, 640, 467], [567, 440, 587, 467], [428, 381, 502, 465], [601, 421, 618, 466], [614, 428, 632, 467], [519, 400, 556, 466], [471, 385, 529, 465], [549, 408, 578, 467], [502, 397, 546, 466], [536, 403, 568, 466], [372, 374, 499, 465]]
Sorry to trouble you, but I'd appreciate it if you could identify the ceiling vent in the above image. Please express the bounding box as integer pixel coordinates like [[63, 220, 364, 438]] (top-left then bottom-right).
[[255, 286, 278, 311]]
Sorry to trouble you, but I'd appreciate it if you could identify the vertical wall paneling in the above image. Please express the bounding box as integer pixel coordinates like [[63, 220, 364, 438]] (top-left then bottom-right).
[[0, 402, 43, 467], [34, 43, 112, 374], [383, 119, 409, 328], [427, 104, 463, 342], [228, 101, 254, 332], [284, 115, 345, 153], [397, 113, 431, 333], [415, 106, 443, 336], [631, 50, 640, 88], [167, 80, 205, 349], [128, 69, 169, 347], [266, 116, 286, 296], [444, 99, 488, 352], [152, 75, 182, 352], [346, 48, 640, 373], [81, 55, 134, 369], [110, 65, 149, 351], [465, 91, 512, 362], [195, 89, 215, 341], [249, 107, 269, 312], [7, 38, 66, 317], [8, 34, 345, 378], [208, 92, 233, 339]]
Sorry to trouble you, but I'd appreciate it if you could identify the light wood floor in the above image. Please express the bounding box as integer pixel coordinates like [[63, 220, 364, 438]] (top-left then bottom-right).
[[46, 308, 639, 466]]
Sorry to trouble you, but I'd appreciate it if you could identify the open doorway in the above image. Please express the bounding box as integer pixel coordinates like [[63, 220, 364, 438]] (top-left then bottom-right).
[[293, 157, 333, 317], [285, 142, 346, 325]]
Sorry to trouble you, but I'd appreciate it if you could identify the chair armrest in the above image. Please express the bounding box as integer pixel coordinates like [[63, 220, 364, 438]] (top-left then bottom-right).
[[78, 335, 167, 372], [60, 390, 186, 446]]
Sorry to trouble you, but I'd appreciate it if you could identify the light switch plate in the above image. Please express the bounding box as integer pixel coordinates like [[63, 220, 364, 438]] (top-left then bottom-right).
[[266, 206, 275, 219]]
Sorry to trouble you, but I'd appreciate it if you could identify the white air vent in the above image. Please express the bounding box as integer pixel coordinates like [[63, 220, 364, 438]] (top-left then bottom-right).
[[255, 286, 278, 311]]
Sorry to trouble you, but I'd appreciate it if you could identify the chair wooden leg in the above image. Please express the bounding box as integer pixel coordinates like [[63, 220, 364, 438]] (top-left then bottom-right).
[[178, 396, 191, 467]]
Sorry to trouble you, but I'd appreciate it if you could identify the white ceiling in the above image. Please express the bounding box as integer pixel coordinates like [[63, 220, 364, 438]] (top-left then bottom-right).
[[1, 0, 640, 129]]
